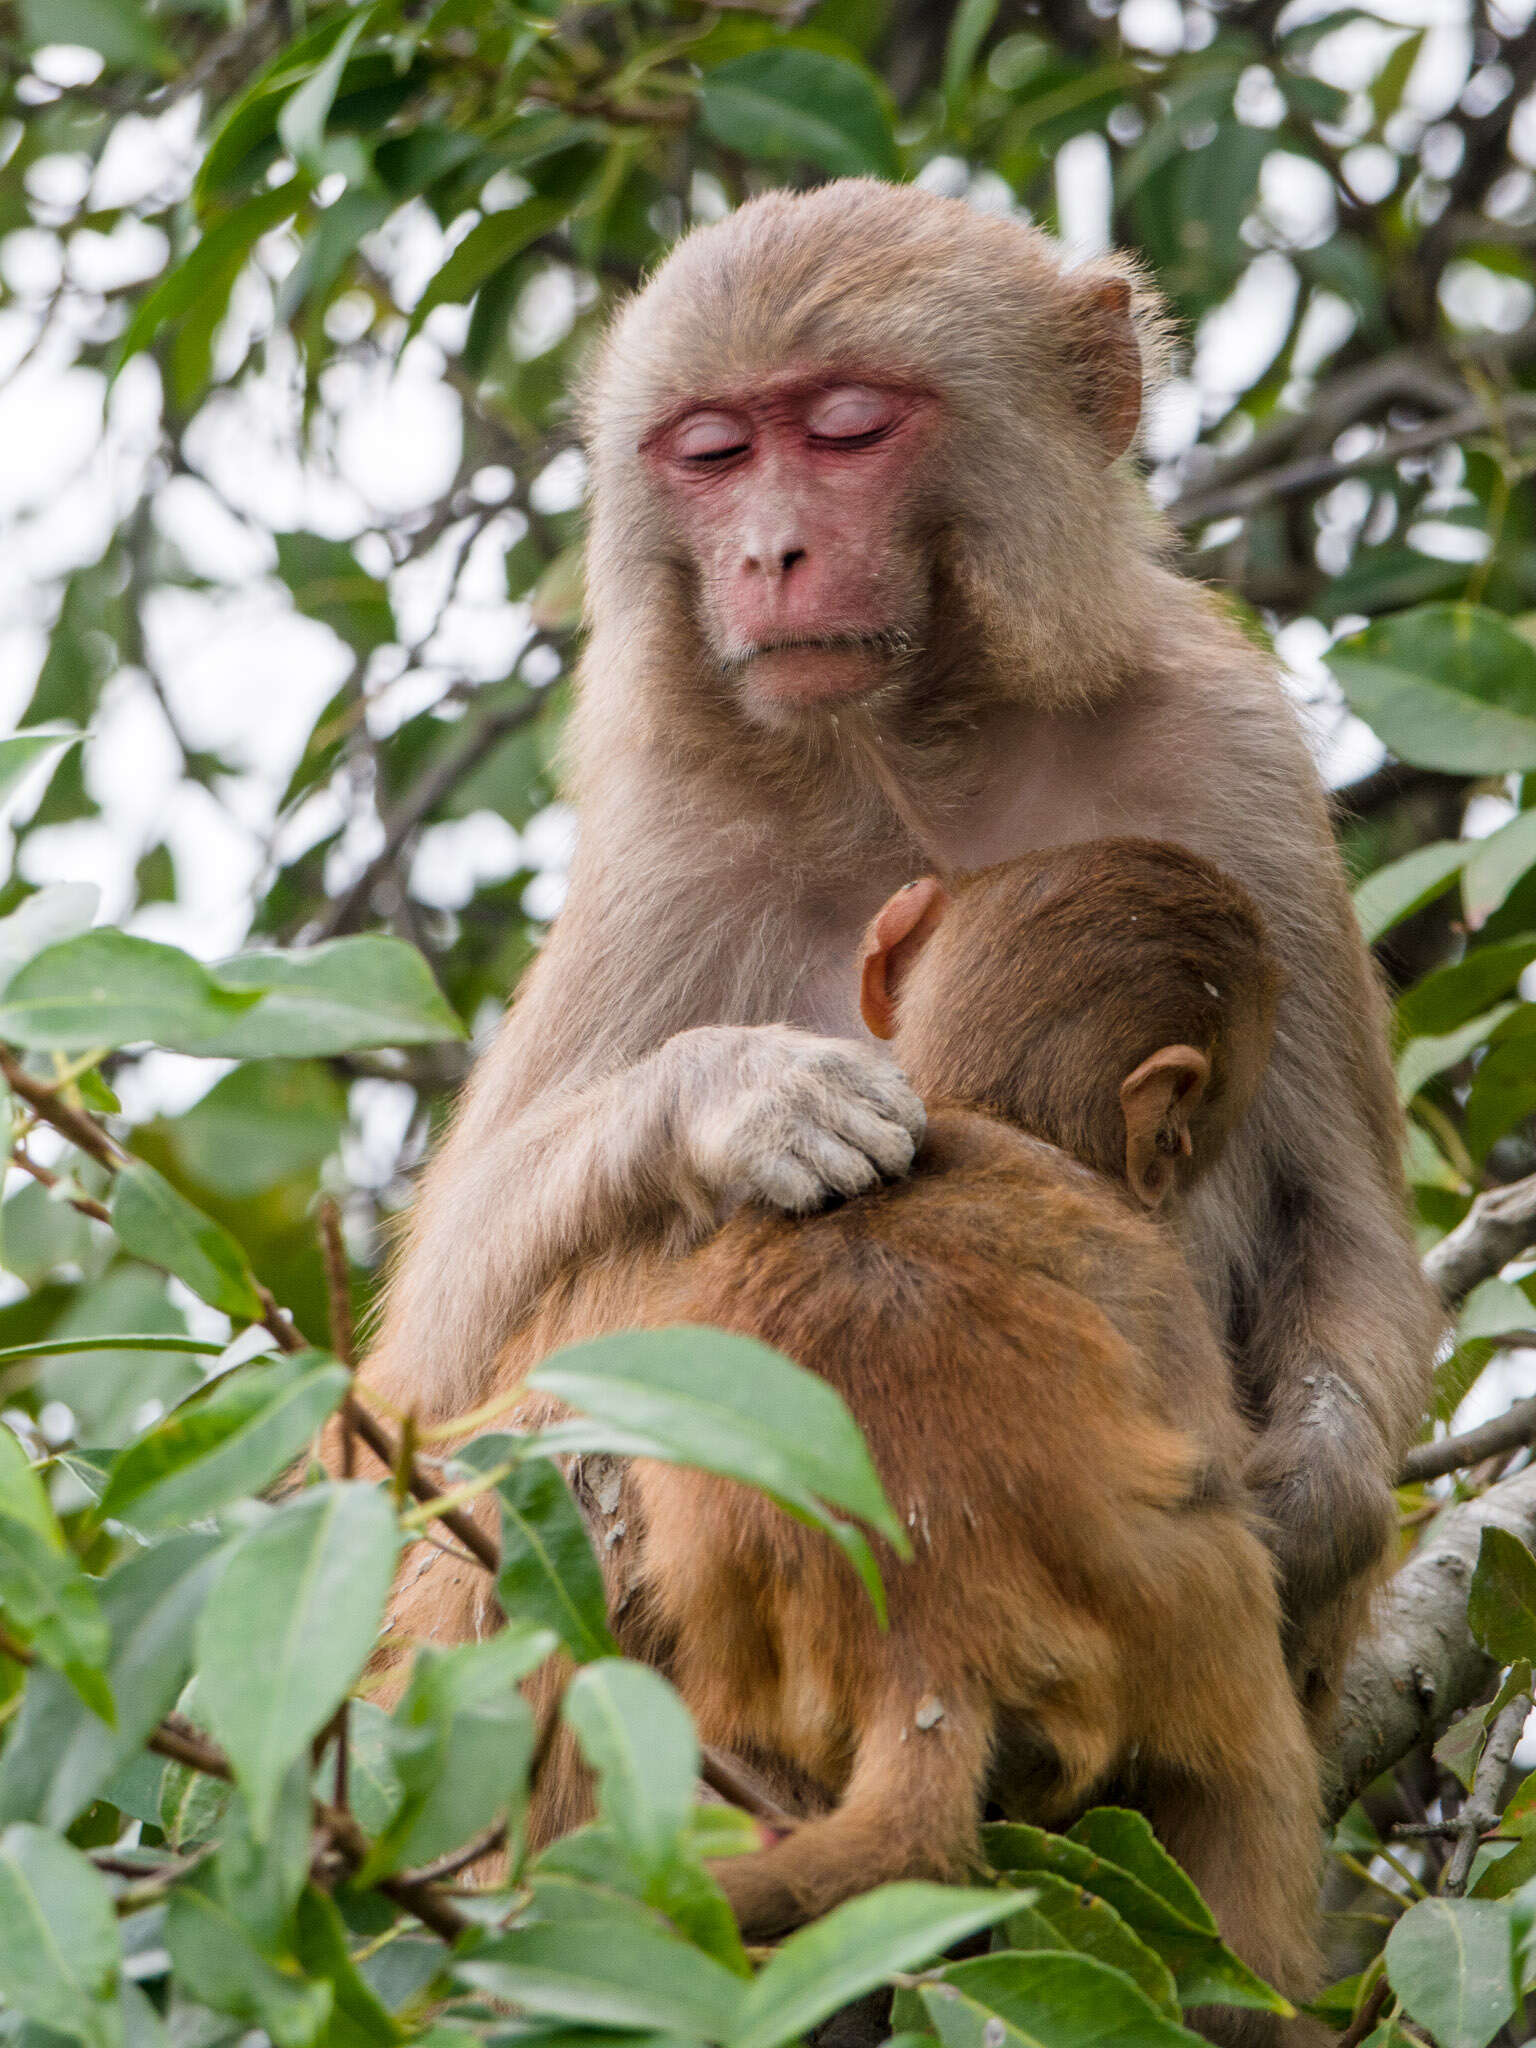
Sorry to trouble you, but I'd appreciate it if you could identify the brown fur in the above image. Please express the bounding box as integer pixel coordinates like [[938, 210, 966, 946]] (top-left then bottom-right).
[[389, 842, 1322, 2045], [359, 178, 1436, 1712]]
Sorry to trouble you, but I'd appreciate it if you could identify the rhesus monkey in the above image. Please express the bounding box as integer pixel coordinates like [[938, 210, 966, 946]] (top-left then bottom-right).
[[478, 841, 1317, 2044], [361, 179, 1436, 1708]]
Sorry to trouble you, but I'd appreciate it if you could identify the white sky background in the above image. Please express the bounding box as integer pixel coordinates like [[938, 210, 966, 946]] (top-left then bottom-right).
[[1, 0, 1530, 966], [4, 2, 1536, 1313], [7, 0, 1536, 1784]]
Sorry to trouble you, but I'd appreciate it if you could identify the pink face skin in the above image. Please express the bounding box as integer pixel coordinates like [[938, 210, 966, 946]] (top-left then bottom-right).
[[644, 375, 939, 709]]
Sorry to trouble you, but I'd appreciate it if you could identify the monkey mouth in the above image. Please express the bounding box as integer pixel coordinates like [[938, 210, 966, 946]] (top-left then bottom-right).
[[721, 629, 919, 678]]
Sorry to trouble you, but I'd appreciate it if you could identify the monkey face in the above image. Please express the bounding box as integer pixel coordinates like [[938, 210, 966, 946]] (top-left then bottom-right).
[[642, 370, 941, 716]]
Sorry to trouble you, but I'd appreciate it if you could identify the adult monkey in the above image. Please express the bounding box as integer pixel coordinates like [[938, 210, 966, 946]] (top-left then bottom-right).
[[364, 179, 1436, 1707]]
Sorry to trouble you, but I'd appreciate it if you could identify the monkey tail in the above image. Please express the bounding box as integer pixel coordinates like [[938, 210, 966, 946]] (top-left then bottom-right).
[[710, 1690, 992, 1940]]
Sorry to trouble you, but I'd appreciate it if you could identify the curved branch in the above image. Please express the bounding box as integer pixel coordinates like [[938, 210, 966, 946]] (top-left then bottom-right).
[[1329, 1463, 1536, 1819]]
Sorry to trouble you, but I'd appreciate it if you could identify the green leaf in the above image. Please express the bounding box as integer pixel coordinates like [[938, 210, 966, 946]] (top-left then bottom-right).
[[209, 937, 464, 1056], [116, 186, 301, 376], [699, 51, 899, 179], [729, 1886, 1024, 2048], [0, 1516, 109, 1690], [943, 0, 1000, 101], [997, 1873, 1180, 2017], [164, 1061, 347, 1200], [405, 197, 569, 341], [111, 1160, 265, 1322], [1457, 1278, 1536, 1347], [1399, 940, 1536, 1039], [1353, 841, 1468, 945], [276, 7, 373, 167], [0, 1420, 63, 1552], [291, 1887, 403, 2047], [196, 1483, 397, 1834], [1396, 1002, 1521, 1105], [453, 1875, 747, 2037], [980, 1821, 1285, 2014], [100, 1353, 350, 1532], [457, 1438, 616, 1662], [1328, 606, 1536, 773], [0, 1533, 220, 1828], [361, 1625, 551, 1880], [0, 931, 462, 1056], [1469, 1527, 1536, 1664], [1465, 809, 1536, 928], [0, 886, 99, 997], [0, 727, 82, 820], [273, 534, 397, 660], [18, 0, 166, 66], [564, 1660, 698, 1879], [165, 1880, 331, 2048], [529, 1324, 907, 1580], [1385, 1895, 1521, 2048], [0, 1823, 122, 2048], [920, 1955, 1202, 2048]]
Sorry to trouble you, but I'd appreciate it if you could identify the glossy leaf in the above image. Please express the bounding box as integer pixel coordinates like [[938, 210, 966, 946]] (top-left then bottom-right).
[[980, 1821, 1286, 2013], [0, 727, 82, 820], [920, 1956, 1202, 2048], [0, 1533, 219, 1829], [0, 931, 462, 1056], [0, 885, 99, 995], [564, 1659, 698, 1879], [165, 1879, 331, 2048], [729, 1886, 1025, 2048], [1353, 841, 1467, 945], [195, 1483, 397, 1834], [998, 1873, 1180, 2016], [699, 51, 899, 179], [458, 1437, 616, 1662], [1384, 1895, 1521, 2048], [453, 1875, 747, 2037], [0, 1824, 122, 2048], [1468, 1527, 1536, 1665], [100, 1352, 350, 1531], [110, 1160, 266, 1322], [1329, 606, 1536, 773]]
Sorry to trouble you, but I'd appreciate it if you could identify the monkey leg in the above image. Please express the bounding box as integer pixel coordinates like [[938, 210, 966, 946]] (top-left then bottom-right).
[[1138, 1540, 1327, 2039], [710, 1692, 993, 1940]]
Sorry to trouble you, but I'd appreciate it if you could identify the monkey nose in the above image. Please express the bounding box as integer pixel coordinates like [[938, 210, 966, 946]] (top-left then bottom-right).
[[742, 544, 808, 579]]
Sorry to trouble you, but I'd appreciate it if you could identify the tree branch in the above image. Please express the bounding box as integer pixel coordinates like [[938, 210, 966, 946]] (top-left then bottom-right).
[[1445, 1685, 1530, 1892], [1424, 1171, 1536, 1306], [1330, 1463, 1536, 1818]]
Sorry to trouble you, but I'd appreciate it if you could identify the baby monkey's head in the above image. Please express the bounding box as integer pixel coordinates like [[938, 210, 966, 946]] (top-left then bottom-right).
[[860, 837, 1283, 1209]]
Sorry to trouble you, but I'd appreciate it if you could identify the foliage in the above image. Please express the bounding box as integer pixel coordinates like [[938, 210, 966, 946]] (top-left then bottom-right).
[[2, 0, 1536, 2037]]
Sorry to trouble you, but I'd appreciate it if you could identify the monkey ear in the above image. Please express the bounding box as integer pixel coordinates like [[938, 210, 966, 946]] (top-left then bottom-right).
[[1120, 1044, 1210, 1209], [1071, 277, 1142, 466], [860, 876, 949, 1038]]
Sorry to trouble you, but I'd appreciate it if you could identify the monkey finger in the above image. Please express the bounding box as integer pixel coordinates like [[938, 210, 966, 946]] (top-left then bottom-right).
[[824, 1057, 926, 1141], [791, 1127, 888, 1201], [820, 1097, 921, 1179], [738, 1150, 836, 1216]]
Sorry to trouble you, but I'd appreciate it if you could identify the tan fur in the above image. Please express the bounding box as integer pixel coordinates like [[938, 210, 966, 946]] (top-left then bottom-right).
[[359, 179, 1437, 1710], [388, 843, 1322, 2046]]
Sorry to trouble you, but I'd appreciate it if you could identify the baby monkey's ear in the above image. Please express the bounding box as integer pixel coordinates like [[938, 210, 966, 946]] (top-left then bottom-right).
[[1120, 1044, 1210, 1209], [859, 876, 950, 1039]]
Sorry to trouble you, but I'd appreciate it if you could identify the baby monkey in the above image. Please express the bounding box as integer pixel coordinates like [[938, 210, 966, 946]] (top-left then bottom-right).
[[550, 839, 1321, 2039]]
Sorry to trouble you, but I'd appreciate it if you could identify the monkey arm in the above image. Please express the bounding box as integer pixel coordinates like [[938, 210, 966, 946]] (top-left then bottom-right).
[[363, 1012, 923, 1423]]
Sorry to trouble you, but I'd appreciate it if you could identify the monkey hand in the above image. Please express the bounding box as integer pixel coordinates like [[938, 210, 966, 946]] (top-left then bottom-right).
[[1244, 1374, 1396, 1626], [664, 1023, 926, 1220]]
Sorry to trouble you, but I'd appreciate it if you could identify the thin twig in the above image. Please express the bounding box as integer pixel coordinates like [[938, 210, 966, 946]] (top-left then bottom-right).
[[1402, 1396, 1536, 1485], [318, 1197, 357, 1477], [1337, 1974, 1392, 2048], [7, 1148, 111, 1222], [1171, 397, 1536, 528], [1446, 1689, 1531, 1893], [397, 1821, 508, 1886]]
